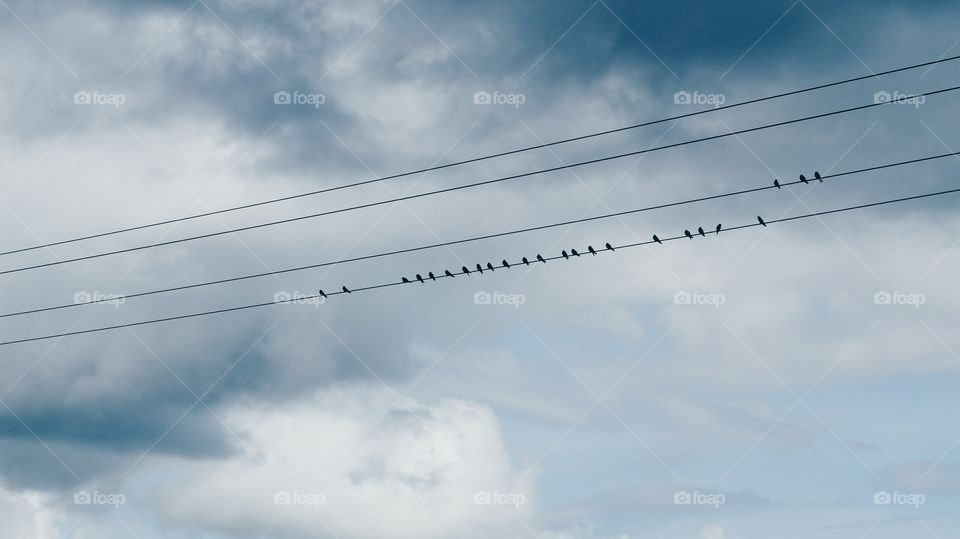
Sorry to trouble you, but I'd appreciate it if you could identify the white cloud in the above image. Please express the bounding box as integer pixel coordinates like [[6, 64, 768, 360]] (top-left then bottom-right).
[[157, 389, 536, 538]]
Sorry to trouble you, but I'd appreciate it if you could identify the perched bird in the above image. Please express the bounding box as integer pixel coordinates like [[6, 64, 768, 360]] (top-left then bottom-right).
[[462, 266, 470, 275], [571, 248, 581, 257], [402, 277, 411, 284], [773, 178, 781, 189], [416, 273, 425, 284], [814, 171, 823, 182], [318, 289, 327, 299], [428, 272, 436, 281], [698, 227, 706, 237], [757, 215, 767, 227], [537, 254, 546, 263], [605, 243, 614, 251], [715, 223, 722, 235], [476, 263, 484, 274], [522, 257, 530, 266], [486, 262, 495, 272], [685, 229, 693, 239], [588, 245, 597, 256], [653, 234, 662, 244], [562, 250, 569, 259], [445, 270, 455, 278], [342, 286, 351, 293], [502, 259, 510, 269], [799, 174, 809, 184]]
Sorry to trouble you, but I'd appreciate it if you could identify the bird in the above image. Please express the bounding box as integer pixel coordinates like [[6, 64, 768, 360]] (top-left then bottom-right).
[[487, 262, 495, 272], [476, 263, 484, 274], [814, 171, 823, 182], [773, 178, 781, 189], [537, 254, 546, 263], [571, 248, 581, 257], [402, 277, 411, 284], [445, 270, 455, 278], [522, 257, 530, 266], [605, 243, 614, 251], [684, 229, 693, 239], [588, 245, 597, 256], [562, 250, 569, 259], [462, 266, 470, 275], [715, 223, 722, 235], [799, 174, 809, 184], [502, 259, 510, 269], [318, 289, 327, 299], [757, 215, 767, 227], [698, 226, 706, 237], [428, 272, 436, 281], [416, 273, 425, 284], [653, 234, 662, 244], [342, 286, 351, 293]]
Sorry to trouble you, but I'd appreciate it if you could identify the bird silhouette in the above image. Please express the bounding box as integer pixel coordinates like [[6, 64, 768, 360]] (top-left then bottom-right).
[[522, 257, 530, 266], [402, 277, 411, 284], [537, 254, 546, 263], [476, 264, 484, 274], [416, 273, 425, 284], [715, 223, 722, 235], [773, 179, 781, 189], [653, 234, 662, 244], [428, 272, 436, 281], [814, 171, 823, 182], [502, 259, 510, 269], [462, 266, 470, 275], [571, 248, 581, 257], [799, 174, 809, 184], [685, 229, 693, 239], [605, 242, 614, 251], [342, 286, 351, 293], [318, 289, 327, 299], [562, 250, 569, 259], [486, 262, 495, 272], [588, 245, 597, 256], [757, 216, 767, 227], [445, 270, 455, 278], [698, 227, 706, 237]]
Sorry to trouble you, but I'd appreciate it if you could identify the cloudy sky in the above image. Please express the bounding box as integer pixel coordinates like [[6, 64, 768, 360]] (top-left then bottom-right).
[[1, 0, 960, 537]]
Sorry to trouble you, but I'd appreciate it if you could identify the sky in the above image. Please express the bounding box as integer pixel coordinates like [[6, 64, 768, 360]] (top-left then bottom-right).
[[1, 0, 960, 537]]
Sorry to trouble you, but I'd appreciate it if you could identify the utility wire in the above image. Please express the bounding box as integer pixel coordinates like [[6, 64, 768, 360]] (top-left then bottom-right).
[[3, 83, 960, 277], [2, 184, 959, 347], [1, 150, 955, 320], [3, 54, 960, 258]]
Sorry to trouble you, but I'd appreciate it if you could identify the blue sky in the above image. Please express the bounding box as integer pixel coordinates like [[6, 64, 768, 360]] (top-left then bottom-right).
[[1, 0, 960, 537]]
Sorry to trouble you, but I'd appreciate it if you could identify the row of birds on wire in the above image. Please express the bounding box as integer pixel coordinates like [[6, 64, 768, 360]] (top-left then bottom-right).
[[313, 173, 824, 297]]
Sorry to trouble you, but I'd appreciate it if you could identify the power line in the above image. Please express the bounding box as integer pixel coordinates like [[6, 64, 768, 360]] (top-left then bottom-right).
[[1, 150, 955, 320], [3, 54, 960, 259], [2, 185, 959, 347], [4, 84, 960, 278]]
